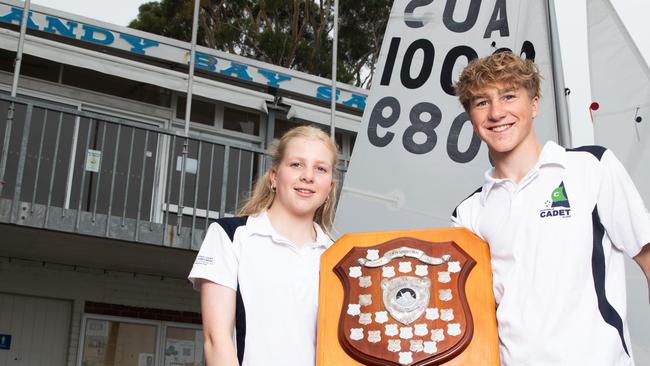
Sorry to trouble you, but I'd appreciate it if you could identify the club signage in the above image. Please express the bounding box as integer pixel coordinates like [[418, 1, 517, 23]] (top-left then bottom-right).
[[0, 1, 366, 110]]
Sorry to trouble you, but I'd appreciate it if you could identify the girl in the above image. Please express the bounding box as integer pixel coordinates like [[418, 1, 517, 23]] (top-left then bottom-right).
[[188, 125, 338, 366]]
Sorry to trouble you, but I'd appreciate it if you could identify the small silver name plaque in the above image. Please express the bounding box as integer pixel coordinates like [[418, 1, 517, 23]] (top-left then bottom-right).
[[358, 246, 451, 268]]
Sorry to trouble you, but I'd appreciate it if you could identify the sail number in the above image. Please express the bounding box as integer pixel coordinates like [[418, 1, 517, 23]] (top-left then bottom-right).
[[367, 36, 535, 163], [368, 96, 482, 163]]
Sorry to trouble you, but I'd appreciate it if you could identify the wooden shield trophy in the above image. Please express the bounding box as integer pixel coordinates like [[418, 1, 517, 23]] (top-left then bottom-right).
[[316, 228, 498, 365]]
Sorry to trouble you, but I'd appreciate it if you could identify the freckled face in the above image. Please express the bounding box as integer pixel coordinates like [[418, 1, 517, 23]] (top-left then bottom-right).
[[269, 137, 334, 219], [468, 83, 539, 156]]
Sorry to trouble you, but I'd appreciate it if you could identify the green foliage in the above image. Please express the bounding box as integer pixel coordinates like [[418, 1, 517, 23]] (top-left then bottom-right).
[[129, 0, 392, 88], [129, 2, 167, 35], [339, 0, 393, 87]]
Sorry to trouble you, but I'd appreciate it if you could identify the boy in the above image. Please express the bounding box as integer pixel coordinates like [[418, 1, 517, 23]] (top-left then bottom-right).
[[451, 51, 650, 365]]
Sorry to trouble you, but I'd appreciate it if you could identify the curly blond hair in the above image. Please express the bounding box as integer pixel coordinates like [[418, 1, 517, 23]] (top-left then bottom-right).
[[455, 51, 541, 111], [238, 125, 339, 235]]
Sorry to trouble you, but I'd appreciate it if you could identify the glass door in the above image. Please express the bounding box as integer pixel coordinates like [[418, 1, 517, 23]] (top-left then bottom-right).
[[80, 317, 158, 366], [161, 324, 205, 366]]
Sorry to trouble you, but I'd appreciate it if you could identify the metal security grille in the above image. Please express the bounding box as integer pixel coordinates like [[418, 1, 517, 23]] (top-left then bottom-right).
[[0, 95, 267, 250]]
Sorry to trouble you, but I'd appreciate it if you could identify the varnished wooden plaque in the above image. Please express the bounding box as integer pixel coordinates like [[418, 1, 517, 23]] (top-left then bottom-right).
[[316, 228, 498, 366]]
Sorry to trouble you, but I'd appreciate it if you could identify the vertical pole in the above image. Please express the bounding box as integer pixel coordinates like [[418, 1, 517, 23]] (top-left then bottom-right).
[[11, 104, 33, 223], [177, 0, 201, 236], [76, 118, 94, 231], [204, 144, 215, 231], [184, 0, 201, 138], [329, 0, 339, 141], [263, 109, 276, 172], [64, 113, 81, 210], [10, 0, 31, 98], [190, 141, 202, 243], [121, 128, 136, 225], [105, 124, 122, 237], [150, 133, 164, 225], [44, 112, 64, 225], [0, 106, 13, 196], [92, 122, 107, 222], [547, 0, 572, 147], [31, 109, 49, 211], [0, 0, 31, 197], [135, 131, 150, 241], [163, 136, 176, 244], [219, 146, 230, 218]]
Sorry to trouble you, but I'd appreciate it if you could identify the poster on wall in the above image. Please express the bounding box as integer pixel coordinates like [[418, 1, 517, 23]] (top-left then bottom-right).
[[85, 319, 109, 337], [138, 353, 154, 366], [165, 338, 196, 365]]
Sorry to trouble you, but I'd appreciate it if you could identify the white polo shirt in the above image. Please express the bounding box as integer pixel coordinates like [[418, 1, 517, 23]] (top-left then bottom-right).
[[452, 141, 650, 366], [188, 211, 332, 366]]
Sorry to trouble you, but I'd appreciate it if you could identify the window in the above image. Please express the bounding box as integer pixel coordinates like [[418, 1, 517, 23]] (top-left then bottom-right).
[[273, 118, 306, 139], [80, 315, 205, 366], [0, 49, 61, 82], [163, 326, 204, 366], [223, 106, 260, 135], [176, 96, 216, 126], [62, 65, 171, 107], [335, 132, 344, 152], [81, 318, 157, 366]]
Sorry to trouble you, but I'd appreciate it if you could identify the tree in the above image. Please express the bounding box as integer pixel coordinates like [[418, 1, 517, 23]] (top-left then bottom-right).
[[129, 0, 392, 88], [338, 1, 392, 87]]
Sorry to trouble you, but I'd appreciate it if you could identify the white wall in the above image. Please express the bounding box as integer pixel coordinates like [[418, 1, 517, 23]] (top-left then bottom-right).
[[0, 256, 199, 366]]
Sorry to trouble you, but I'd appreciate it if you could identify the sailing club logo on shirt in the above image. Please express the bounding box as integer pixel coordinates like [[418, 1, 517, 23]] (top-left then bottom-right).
[[539, 182, 571, 218]]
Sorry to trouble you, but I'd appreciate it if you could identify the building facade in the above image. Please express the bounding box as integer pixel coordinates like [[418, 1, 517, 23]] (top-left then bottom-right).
[[0, 1, 366, 365]]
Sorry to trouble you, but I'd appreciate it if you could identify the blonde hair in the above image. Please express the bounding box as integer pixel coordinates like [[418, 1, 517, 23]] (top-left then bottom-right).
[[238, 125, 339, 235], [455, 51, 541, 111]]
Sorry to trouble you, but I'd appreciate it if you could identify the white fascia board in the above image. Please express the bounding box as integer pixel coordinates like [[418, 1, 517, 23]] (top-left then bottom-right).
[[282, 97, 361, 133], [0, 28, 272, 112], [192, 78, 271, 114], [2, 0, 368, 99]]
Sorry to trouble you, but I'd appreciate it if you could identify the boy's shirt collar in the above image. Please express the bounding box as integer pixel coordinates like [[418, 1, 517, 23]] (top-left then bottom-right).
[[480, 141, 566, 204]]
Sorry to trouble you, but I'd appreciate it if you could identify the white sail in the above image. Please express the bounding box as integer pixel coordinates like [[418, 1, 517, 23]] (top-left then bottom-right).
[[334, 0, 559, 234], [589, 0, 650, 202], [335, 0, 649, 363], [588, 0, 650, 361], [555, 0, 649, 361]]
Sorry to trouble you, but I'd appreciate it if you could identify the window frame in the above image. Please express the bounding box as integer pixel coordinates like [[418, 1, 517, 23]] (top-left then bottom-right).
[[77, 313, 204, 366]]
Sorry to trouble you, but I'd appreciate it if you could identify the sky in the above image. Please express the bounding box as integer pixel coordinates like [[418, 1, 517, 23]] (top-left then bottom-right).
[[29, 0, 645, 56], [31, 0, 142, 26], [28, 0, 648, 69]]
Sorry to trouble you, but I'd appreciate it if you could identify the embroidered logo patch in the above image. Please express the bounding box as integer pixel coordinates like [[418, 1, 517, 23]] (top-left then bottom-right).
[[540, 182, 571, 218]]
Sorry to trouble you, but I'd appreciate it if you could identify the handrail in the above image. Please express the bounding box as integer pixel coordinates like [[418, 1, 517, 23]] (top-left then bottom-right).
[[0, 95, 268, 249]]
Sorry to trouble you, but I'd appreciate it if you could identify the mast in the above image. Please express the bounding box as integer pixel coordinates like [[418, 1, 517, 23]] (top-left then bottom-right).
[[330, 0, 339, 141], [546, 0, 572, 147]]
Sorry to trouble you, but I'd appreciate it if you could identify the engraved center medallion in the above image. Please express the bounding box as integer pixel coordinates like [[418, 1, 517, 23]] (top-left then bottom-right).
[[381, 276, 431, 325]]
